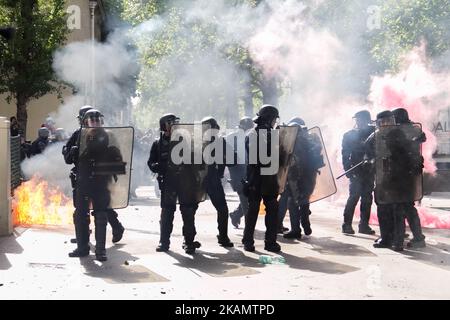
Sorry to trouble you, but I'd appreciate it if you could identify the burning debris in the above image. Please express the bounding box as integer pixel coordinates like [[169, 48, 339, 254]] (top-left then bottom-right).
[[12, 175, 74, 226]]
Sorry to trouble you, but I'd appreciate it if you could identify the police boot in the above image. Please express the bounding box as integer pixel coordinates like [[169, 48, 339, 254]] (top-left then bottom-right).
[[112, 225, 125, 244], [242, 240, 255, 252], [181, 207, 197, 254], [300, 211, 312, 236], [182, 241, 200, 255], [107, 209, 125, 243], [156, 208, 175, 252], [373, 238, 392, 248], [283, 230, 302, 240], [68, 247, 90, 258], [407, 239, 426, 249], [264, 241, 281, 253], [69, 211, 90, 257], [342, 223, 355, 235], [217, 235, 234, 248], [156, 243, 170, 252], [94, 211, 108, 262], [358, 224, 375, 235]]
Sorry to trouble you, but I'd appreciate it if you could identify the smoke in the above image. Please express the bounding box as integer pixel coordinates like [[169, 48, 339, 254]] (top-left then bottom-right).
[[358, 207, 450, 230], [19, 1, 450, 209], [21, 142, 72, 195], [52, 29, 139, 128], [368, 45, 450, 174]]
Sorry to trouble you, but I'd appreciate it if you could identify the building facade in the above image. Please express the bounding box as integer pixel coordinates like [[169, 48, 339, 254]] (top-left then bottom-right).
[[0, 0, 106, 140]]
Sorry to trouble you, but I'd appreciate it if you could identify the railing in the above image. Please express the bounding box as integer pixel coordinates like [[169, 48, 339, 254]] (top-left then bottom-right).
[[10, 135, 21, 191]]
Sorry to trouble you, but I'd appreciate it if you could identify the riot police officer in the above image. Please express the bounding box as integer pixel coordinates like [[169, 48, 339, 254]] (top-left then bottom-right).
[[392, 108, 426, 249], [148, 114, 201, 254], [65, 110, 124, 261], [30, 127, 50, 156], [369, 111, 397, 249], [63, 107, 125, 258], [242, 105, 282, 253], [227, 116, 253, 228], [341, 110, 376, 235], [201, 116, 234, 247], [279, 117, 321, 239]]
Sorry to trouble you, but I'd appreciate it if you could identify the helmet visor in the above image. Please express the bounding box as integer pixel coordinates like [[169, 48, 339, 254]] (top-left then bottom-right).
[[85, 116, 104, 127]]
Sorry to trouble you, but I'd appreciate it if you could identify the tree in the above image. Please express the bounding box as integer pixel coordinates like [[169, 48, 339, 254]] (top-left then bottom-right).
[[0, 0, 69, 137], [368, 0, 450, 70]]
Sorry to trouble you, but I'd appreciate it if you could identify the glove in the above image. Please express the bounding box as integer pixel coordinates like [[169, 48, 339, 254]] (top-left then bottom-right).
[[417, 132, 427, 143], [69, 146, 79, 162], [345, 172, 357, 179], [150, 163, 160, 173]]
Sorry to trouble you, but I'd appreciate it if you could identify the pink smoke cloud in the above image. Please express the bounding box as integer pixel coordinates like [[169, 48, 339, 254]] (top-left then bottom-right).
[[356, 206, 450, 229], [368, 45, 450, 174]]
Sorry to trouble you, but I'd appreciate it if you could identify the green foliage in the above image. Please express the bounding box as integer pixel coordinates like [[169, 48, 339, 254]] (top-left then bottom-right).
[[0, 0, 69, 129], [369, 0, 450, 70], [116, 0, 263, 129]]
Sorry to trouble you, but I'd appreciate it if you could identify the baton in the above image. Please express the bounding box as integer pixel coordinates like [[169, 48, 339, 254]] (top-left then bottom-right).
[[336, 159, 373, 180]]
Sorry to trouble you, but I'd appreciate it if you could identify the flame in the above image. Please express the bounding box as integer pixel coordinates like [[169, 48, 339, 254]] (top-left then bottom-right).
[[12, 175, 74, 226]]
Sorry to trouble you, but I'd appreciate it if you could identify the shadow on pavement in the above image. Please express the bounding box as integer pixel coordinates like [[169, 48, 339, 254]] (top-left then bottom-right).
[[401, 242, 450, 271], [167, 248, 263, 277], [0, 229, 25, 270], [279, 251, 360, 274], [80, 244, 168, 284], [303, 237, 377, 257]]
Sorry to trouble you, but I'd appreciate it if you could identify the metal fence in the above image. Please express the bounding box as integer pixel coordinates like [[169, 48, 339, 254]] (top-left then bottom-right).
[[10, 135, 21, 191]]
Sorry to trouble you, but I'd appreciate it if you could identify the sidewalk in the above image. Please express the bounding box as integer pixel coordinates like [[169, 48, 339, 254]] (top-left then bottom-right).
[[1, 189, 450, 299]]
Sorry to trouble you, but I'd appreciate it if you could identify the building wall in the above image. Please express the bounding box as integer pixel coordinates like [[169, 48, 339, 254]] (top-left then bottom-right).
[[0, 0, 104, 140]]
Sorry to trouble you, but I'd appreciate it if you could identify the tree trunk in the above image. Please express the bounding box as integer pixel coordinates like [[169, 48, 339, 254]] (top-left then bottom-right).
[[16, 94, 28, 139], [243, 79, 254, 117], [260, 75, 278, 106]]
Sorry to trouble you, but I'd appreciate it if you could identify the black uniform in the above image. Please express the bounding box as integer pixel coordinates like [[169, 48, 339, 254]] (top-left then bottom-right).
[[378, 127, 424, 250], [74, 128, 124, 259], [30, 136, 49, 156], [226, 130, 249, 228], [62, 128, 124, 247], [206, 162, 233, 246], [341, 125, 375, 233], [280, 127, 323, 237], [242, 123, 280, 252], [148, 134, 199, 253]]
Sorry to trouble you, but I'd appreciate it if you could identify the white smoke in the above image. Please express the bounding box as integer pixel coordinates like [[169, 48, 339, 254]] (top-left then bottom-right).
[[21, 142, 72, 195]]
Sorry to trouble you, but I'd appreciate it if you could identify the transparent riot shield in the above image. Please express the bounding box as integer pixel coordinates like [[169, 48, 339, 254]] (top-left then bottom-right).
[[276, 126, 299, 194], [170, 123, 208, 203], [375, 123, 423, 204], [78, 126, 134, 209], [288, 127, 337, 205]]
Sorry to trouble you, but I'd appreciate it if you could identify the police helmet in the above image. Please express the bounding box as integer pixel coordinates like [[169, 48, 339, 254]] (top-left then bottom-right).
[[82, 109, 104, 127], [238, 116, 254, 131], [254, 104, 279, 125], [353, 110, 371, 123], [201, 116, 220, 130], [78, 105, 93, 124], [392, 108, 410, 124], [376, 110, 395, 127], [287, 117, 306, 127], [159, 113, 180, 132], [38, 127, 50, 139]]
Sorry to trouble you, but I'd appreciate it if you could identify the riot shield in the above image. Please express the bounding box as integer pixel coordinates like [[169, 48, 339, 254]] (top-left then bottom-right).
[[288, 127, 337, 205], [374, 123, 423, 204], [78, 126, 134, 209], [276, 126, 299, 194], [170, 123, 208, 203]]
